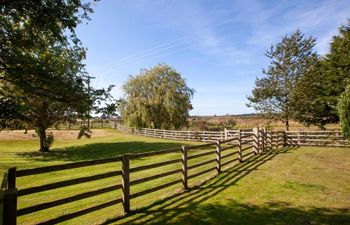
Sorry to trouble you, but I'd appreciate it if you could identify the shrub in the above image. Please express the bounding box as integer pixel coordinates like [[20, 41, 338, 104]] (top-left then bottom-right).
[[338, 84, 350, 140]]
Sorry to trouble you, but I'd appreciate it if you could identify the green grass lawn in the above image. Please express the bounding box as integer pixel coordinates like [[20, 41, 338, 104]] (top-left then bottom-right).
[[113, 145, 350, 225], [1, 129, 350, 225], [0, 129, 196, 176]]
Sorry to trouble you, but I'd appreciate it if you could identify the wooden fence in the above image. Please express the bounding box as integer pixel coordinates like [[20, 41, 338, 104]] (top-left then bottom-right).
[[2, 125, 349, 224], [285, 131, 349, 147], [111, 122, 252, 142], [0, 173, 7, 225], [61, 119, 111, 130], [112, 122, 350, 147], [1, 128, 285, 225]]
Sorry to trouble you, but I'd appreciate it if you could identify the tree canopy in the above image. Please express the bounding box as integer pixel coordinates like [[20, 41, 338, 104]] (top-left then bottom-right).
[[291, 20, 350, 128], [323, 20, 350, 117], [290, 61, 338, 128], [247, 30, 319, 130], [121, 64, 194, 129], [334, 20, 350, 138]]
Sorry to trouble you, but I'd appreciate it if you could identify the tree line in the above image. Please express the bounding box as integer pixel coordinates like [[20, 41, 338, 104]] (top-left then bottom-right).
[[248, 21, 350, 139]]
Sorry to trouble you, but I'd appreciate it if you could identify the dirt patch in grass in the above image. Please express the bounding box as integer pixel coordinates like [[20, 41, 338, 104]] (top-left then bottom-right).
[[0, 129, 116, 141]]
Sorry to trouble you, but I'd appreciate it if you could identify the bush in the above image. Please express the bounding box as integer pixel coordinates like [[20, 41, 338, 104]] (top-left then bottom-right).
[[77, 126, 92, 139], [338, 84, 350, 140], [46, 132, 55, 147], [189, 120, 209, 131]]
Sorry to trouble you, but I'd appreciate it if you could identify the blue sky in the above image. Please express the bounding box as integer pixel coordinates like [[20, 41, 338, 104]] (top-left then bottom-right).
[[76, 0, 350, 116]]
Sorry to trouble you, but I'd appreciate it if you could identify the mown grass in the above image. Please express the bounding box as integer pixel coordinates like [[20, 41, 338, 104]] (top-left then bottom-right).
[[112, 146, 350, 225], [0, 129, 213, 225], [1, 129, 350, 225], [0, 129, 193, 176]]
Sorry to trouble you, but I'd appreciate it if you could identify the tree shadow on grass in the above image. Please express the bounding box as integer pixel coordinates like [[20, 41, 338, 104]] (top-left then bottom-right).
[[120, 200, 350, 225], [103, 146, 350, 225], [17, 141, 184, 162]]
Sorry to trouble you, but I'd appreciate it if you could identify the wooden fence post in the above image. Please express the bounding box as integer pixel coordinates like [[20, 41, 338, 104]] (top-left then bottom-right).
[[224, 128, 228, 140], [259, 129, 263, 152], [216, 141, 221, 175], [253, 127, 259, 155], [121, 155, 130, 213], [238, 129, 242, 162], [181, 146, 188, 189], [263, 128, 266, 152], [270, 131, 273, 149], [283, 131, 287, 147], [3, 167, 17, 225]]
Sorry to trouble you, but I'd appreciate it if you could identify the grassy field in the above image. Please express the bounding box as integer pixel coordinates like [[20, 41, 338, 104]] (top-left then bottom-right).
[[0, 129, 194, 176], [189, 115, 340, 131], [114, 146, 350, 225], [1, 129, 350, 225]]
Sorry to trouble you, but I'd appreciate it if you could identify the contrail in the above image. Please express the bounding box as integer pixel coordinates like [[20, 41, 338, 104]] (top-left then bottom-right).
[[91, 22, 238, 73]]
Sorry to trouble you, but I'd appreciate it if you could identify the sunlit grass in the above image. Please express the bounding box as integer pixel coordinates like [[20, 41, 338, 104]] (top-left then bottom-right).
[[113, 146, 350, 225]]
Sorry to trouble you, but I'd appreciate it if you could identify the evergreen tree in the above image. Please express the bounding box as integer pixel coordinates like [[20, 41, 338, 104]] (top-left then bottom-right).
[[292, 20, 350, 128], [247, 30, 319, 130], [291, 61, 338, 128]]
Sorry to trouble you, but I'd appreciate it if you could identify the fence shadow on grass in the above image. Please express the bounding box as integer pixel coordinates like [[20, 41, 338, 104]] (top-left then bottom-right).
[[118, 200, 350, 225], [17, 141, 184, 163], [102, 146, 348, 225]]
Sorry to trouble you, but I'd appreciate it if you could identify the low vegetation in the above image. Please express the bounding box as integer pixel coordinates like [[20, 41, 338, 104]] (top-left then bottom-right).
[[188, 115, 340, 131]]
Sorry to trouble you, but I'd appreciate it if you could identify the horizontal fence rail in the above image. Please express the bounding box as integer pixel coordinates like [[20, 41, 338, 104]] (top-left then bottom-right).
[[285, 131, 349, 147], [2, 125, 348, 224], [111, 122, 349, 148], [111, 123, 232, 142]]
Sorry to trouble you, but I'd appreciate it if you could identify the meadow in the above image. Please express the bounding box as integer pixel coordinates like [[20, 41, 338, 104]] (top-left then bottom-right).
[[1, 129, 349, 224], [189, 115, 341, 131]]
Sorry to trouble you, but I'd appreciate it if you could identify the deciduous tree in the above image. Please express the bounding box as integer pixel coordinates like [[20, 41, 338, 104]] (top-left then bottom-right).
[[121, 64, 194, 129], [0, 0, 113, 152]]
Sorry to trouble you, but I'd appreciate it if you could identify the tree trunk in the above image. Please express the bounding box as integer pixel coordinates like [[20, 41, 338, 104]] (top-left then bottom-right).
[[38, 127, 49, 152], [285, 116, 289, 131]]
